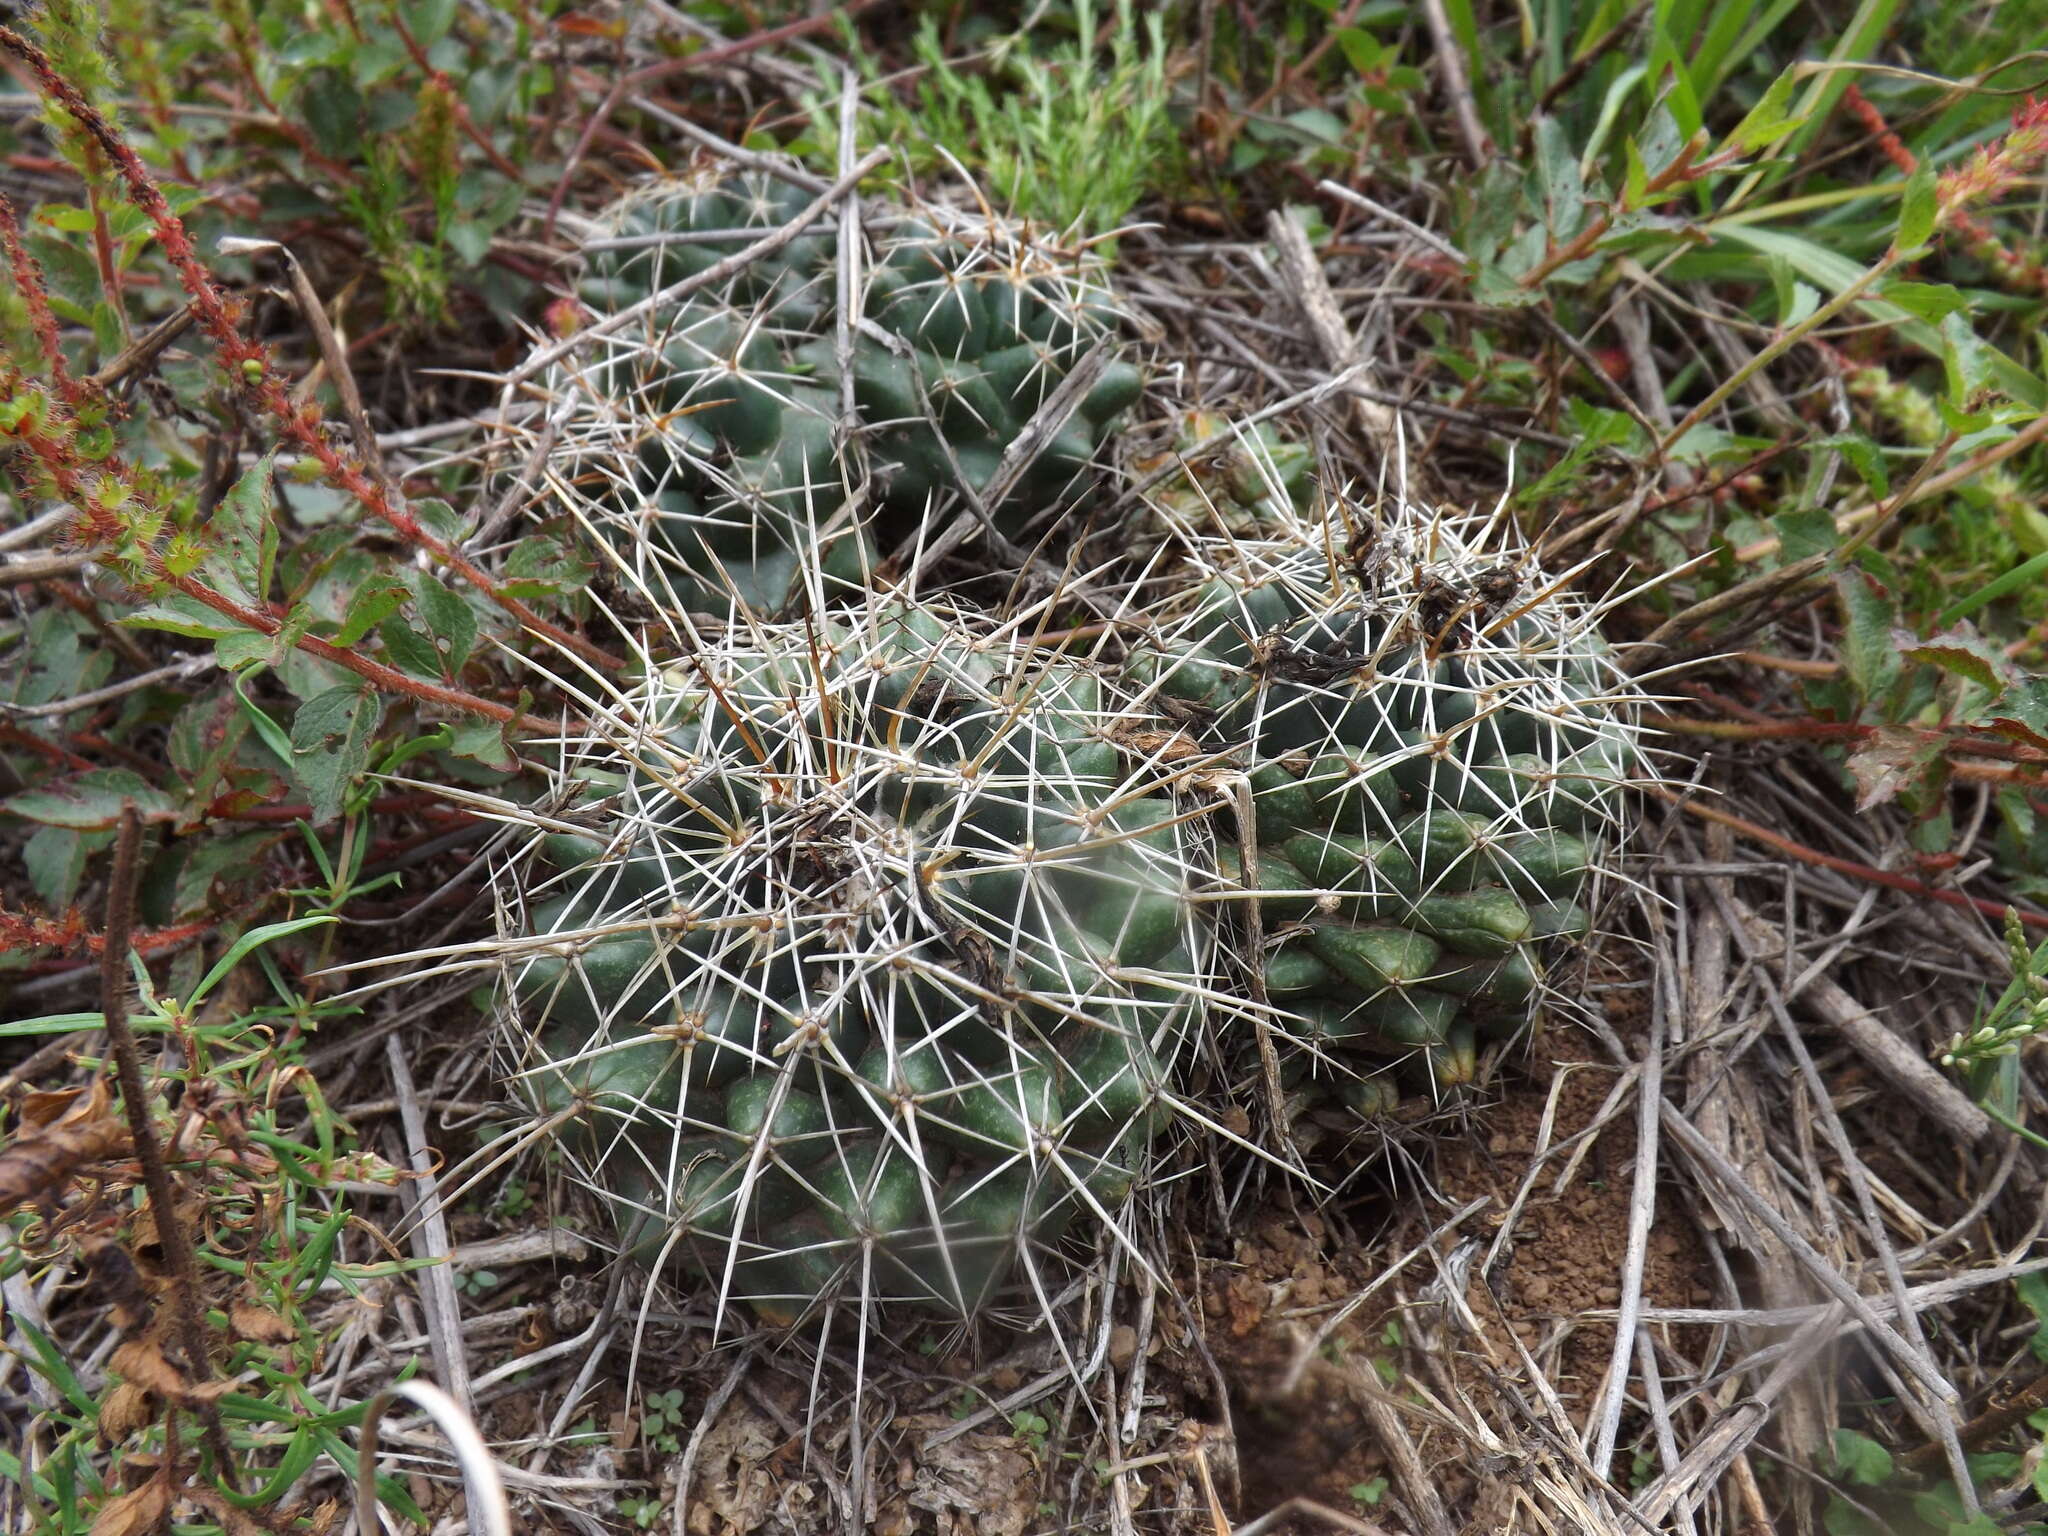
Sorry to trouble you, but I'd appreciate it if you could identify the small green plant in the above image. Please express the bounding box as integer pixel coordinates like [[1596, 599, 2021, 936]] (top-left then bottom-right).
[[825, 0, 1174, 238], [617, 1493, 666, 1529], [1010, 1408, 1052, 1456], [458, 1266, 500, 1299], [640, 1387, 688, 1455], [1349, 1475, 1389, 1507]]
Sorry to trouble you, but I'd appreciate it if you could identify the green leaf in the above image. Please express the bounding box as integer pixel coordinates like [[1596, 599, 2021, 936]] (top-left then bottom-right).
[[403, 0, 457, 46], [186, 915, 338, 1009], [1881, 281, 1968, 325], [447, 719, 518, 772], [1940, 311, 1997, 407], [1771, 507, 1838, 564], [1896, 159, 1937, 253], [1830, 1428, 1893, 1487], [1836, 572, 1903, 700], [216, 628, 286, 673], [335, 581, 407, 648], [1816, 432, 1889, 499], [379, 614, 445, 681], [1726, 64, 1804, 154], [301, 69, 362, 160], [289, 685, 383, 824], [2015, 1272, 2048, 1363], [414, 572, 477, 673], [1902, 631, 2013, 692], [23, 825, 94, 909], [210, 454, 278, 608], [1982, 678, 2048, 755], [5, 769, 177, 829], [122, 592, 246, 641], [0, 1012, 106, 1039]]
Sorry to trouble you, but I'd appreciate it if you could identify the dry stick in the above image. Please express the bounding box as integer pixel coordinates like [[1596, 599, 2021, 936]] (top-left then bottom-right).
[[1657, 1103, 1960, 1407], [1716, 894, 1979, 1502], [0, 653, 214, 720], [1900, 1367, 2048, 1475], [1648, 782, 2048, 933], [99, 807, 238, 1485], [385, 1035, 475, 1418], [82, 298, 193, 386], [1585, 977, 1662, 1474], [1417, 0, 1491, 166], [540, 0, 885, 236], [1728, 903, 1994, 1146], [220, 236, 386, 484], [1263, 208, 1403, 478], [1732, 407, 2048, 564]]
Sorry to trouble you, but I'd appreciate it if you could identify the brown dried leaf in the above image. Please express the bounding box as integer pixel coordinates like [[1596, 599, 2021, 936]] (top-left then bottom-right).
[[98, 1381, 153, 1443], [82, 1236, 157, 1333], [88, 1474, 170, 1536], [110, 1339, 186, 1400], [0, 1080, 130, 1215], [229, 1300, 297, 1344]]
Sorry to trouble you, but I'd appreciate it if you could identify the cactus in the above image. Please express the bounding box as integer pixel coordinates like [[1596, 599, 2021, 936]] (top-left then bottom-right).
[[1131, 410, 1315, 540], [497, 598, 1201, 1321], [553, 164, 1143, 617], [1130, 466, 1641, 1113]]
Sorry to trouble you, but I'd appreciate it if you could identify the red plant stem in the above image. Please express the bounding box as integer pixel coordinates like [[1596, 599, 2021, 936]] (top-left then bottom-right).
[[0, 25, 621, 674], [6, 396, 524, 725], [1647, 783, 2048, 932], [0, 193, 85, 404]]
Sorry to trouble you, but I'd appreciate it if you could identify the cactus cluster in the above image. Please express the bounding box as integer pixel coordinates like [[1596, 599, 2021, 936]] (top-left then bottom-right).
[[488, 163, 1647, 1327], [1132, 483, 1638, 1114], [557, 165, 1141, 617], [500, 600, 1202, 1321]]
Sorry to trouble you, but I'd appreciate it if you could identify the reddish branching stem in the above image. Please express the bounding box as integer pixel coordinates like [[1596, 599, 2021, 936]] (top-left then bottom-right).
[[0, 190, 87, 406], [0, 24, 622, 673], [3, 392, 522, 723]]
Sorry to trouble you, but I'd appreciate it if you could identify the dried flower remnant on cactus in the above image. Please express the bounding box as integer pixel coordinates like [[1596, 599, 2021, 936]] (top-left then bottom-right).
[[494, 600, 1205, 1324]]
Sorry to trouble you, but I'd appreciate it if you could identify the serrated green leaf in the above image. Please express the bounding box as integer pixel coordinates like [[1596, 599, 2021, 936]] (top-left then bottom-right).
[[1982, 678, 2048, 755], [1897, 159, 1936, 253], [23, 825, 93, 909], [5, 769, 177, 829], [414, 572, 477, 673], [379, 614, 445, 681], [1726, 65, 1803, 154], [1881, 281, 1968, 325], [1902, 631, 2013, 691], [334, 581, 407, 648], [1830, 1428, 1893, 1487], [289, 685, 383, 824], [1940, 311, 1997, 407], [1815, 432, 1889, 499], [1837, 572, 1903, 700], [412, 497, 465, 542], [208, 454, 278, 609]]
